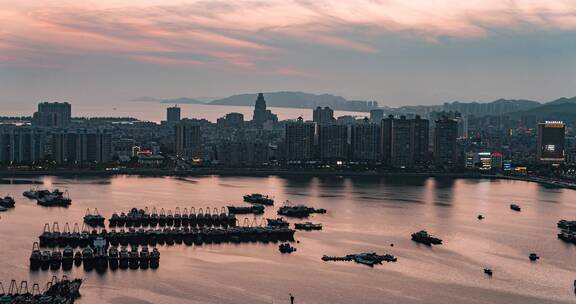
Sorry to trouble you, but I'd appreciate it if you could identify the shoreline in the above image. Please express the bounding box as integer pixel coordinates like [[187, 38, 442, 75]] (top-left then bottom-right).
[[0, 168, 487, 178], [0, 168, 574, 190]]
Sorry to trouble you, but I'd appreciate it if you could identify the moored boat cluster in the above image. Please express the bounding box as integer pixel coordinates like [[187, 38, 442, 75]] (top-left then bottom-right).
[[39, 222, 296, 248], [109, 207, 236, 228], [30, 241, 160, 272], [23, 189, 72, 207], [0, 276, 82, 304]]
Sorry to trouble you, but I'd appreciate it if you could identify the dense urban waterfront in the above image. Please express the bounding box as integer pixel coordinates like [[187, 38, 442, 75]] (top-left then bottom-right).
[[0, 175, 574, 304]]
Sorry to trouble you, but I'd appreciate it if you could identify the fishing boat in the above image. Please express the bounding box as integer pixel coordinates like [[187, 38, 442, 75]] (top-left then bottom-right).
[[243, 193, 274, 205], [0, 196, 15, 208]]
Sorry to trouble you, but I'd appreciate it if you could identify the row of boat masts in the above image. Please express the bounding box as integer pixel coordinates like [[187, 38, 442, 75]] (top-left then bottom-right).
[[107, 207, 237, 228], [39, 221, 296, 248], [0, 276, 82, 304], [30, 242, 160, 272]]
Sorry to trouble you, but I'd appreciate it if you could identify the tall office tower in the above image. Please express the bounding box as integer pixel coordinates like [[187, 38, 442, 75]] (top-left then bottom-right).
[[51, 129, 112, 163], [318, 124, 348, 161], [252, 93, 278, 128], [537, 121, 566, 164], [411, 115, 429, 165], [369, 109, 384, 123], [86, 130, 113, 163], [166, 105, 181, 123], [174, 120, 202, 158], [32, 102, 72, 127], [285, 117, 315, 161], [434, 116, 459, 167], [351, 120, 381, 162], [313, 107, 335, 125], [381, 115, 430, 168], [0, 126, 46, 163]]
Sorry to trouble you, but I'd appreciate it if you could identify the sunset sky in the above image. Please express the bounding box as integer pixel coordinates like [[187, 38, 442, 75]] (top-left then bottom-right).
[[0, 0, 575, 108]]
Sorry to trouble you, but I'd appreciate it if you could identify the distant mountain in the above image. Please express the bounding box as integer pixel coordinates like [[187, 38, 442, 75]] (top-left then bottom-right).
[[131, 96, 162, 103], [209, 91, 376, 112], [159, 97, 205, 105], [509, 96, 576, 124], [546, 96, 576, 105], [391, 98, 541, 117], [132, 97, 205, 104]]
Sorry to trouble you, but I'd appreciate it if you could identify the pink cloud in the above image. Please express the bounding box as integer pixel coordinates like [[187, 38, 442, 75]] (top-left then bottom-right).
[[0, 0, 574, 69], [129, 55, 204, 66]]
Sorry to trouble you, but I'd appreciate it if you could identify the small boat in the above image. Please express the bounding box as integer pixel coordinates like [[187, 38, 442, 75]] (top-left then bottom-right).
[[411, 230, 443, 246], [49, 250, 62, 270], [139, 247, 150, 269], [37, 192, 72, 207], [227, 205, 265, 215], [29, 242, 42, 270], [294, 222, 322, 231], [267, 218, 290, 228], [40, 250, 50, 270], [529, 253, 540, 261], [484, 268, 493, 276], [150, 247, 160, 269], [74, 251, 82, 267], [109, 247, 119, 269], [82, 247, 95, 271], [84, 208, 105, 227], [119, 247, 129, 269], [243, 193, 274, 205], [279, 243, 296, 254], [129, 247, 139, 269], [510, 204, 521, 212], [0, 196, 15, 208], [277, 204, 327, 218]]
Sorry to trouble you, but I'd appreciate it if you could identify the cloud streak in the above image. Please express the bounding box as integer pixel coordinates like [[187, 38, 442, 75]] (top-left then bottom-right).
[[0, 0, 575, 72]]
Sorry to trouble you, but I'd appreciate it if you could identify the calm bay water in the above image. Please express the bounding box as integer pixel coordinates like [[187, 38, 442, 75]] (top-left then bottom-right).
[[3, 102, 367, 123], [0, 175, 575, 304]]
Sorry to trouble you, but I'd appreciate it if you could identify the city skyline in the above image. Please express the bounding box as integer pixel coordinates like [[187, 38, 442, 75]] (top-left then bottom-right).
[[1, 2, 576, 304], [1, 0, 575, 108]]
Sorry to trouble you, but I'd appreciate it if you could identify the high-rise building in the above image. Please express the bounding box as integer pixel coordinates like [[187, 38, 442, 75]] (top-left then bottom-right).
[[0, 126, 47, 163], [174, 120, 201, 158], [285, 117, 315, 162], [216, 141, 269, 167], [32, 102, 72, 127], [434, 116, 459, 167], [411, 116, 429, 165], [381, 115, 429, 168], [313, 107, 334, 125], [318, 124, 348, 161], [369, 109, 384, 123], [351, 120, 380, 162], [166, 105, 181, 123], [537, 121, 565, 163], [252, 93, 278, 127], [217, 112, 244, 129], [51, 129, 112, 163]]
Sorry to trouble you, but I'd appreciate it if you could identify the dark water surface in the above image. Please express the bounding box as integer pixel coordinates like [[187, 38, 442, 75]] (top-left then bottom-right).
[[0, 175, 575, 304]]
